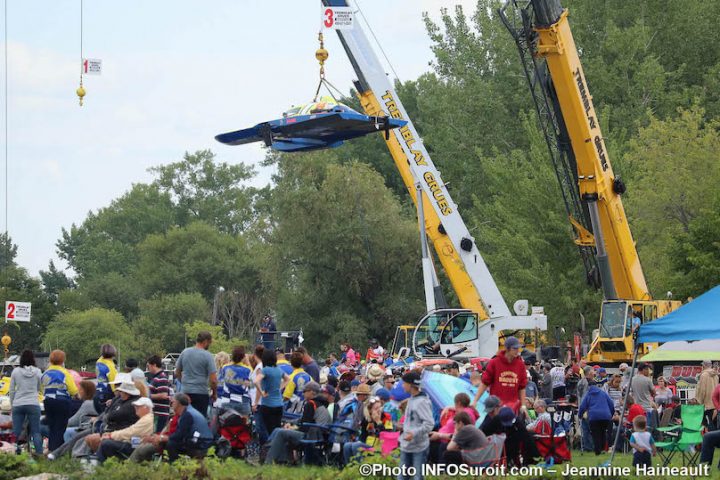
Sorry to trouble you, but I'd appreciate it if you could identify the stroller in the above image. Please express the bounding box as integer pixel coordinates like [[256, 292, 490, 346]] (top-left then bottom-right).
[[216, 408, 252, 459]]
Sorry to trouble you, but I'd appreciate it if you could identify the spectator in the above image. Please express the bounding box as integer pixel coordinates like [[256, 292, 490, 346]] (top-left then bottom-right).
[[398, 371, 434, 480], [218, 346, 252, 416], [253, 349, 286, 444], [175, 331, 218, 418], [95, 344, 118, 409], [549, 363, 566, 400], [471, 336, 528, 413], [525, 399, 550, 432], [249, 345, 264, 409], [654, 376, 672, 407], [125, 358, 146, 384], [340, 342, 357, 367], [713, 383, 720, 430], [83, 381, 142, 454], [444, 411, 489, 465], [444, 362, 461, 378], [321, 384, 337, 420], [265, 382, 331, 464], [699, 426, 720, 468], [629, 415, 656, 468], [65, 380, 98, 442], [365, 339, 384, 363], [619, 362, 631, 390], [343, 395, 394, 464], [596, 367, 609, 387], [96, 397, 155, 462], [578, 382, 615, 455], [41, 349, 79, 451], [277, 350, 293, 376], [696, 360, 718, 430], [296, 347, 320, 383], [284, 351, 312, 401], [259, 314, 277, 352], [538, 364, 553, 400], [146, 355, 171, 433], [479, 395, 503, 436], [430, 393, 478, 462], [127, 410, 180, 463], [383, 374, 396, 391], [577, 367, 596, 452], [9, 349, 43, 455], [167, 393, 213, 462], [366, 364, 385, 394], [525, 377, 538, 402], [604, 374, 624, 411], [625, 395, 645, 425], [352, 384, 372, 432], [631, 363, 657, 431]]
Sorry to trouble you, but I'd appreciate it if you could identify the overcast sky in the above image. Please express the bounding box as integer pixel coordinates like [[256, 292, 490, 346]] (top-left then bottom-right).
[[2, 0, 476, 276]]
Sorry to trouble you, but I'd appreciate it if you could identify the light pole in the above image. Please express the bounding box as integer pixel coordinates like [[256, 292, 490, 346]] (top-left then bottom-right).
[[212, 286, 225, 325]]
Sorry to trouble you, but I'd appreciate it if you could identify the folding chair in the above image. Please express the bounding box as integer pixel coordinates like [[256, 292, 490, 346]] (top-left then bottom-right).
[[656, 404, 704, 467]]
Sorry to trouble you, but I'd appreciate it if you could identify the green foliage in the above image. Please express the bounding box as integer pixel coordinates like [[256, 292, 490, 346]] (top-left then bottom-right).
[[42, 308, 137, 367], [150, 149, 257, 235], [0, 232, 18, 269], [136, 222, 256, 299], [133, 292, 209, 356], [184, 320, 238, 354], [623, 108, 720, 296], [263, 154, 424, 352]]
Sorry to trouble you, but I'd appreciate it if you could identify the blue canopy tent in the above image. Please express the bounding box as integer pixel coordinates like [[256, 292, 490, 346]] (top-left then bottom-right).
[[637, 285, 720, 343], [608, 285, 720, 466]]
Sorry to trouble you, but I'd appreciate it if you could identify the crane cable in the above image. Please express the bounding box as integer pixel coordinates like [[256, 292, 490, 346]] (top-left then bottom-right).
[[76, 0, 85, 106], [4, 0, 8, 271]]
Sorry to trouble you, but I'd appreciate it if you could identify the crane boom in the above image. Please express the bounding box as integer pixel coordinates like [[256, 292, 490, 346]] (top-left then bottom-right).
[[500, 0, 680, 363], [322, 0, 546, 358]]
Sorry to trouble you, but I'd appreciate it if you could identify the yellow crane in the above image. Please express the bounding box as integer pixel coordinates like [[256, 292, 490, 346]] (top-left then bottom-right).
[[500, 0, 680, 364]]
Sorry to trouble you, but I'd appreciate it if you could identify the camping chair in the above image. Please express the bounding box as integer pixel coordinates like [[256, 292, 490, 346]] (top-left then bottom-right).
[[656, 404, 704, 467], [657, 407, 675, 441], [464, 433, 507, 468], [534, 419, 572, 465], [296, 422, 333, 466]]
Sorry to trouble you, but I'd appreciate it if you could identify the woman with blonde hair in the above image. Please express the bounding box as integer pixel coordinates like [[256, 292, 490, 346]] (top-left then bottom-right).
[[655, 376, 672, 406]]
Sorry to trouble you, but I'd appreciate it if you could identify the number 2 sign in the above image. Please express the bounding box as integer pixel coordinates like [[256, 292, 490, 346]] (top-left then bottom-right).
[[322, 6, 354, 31], [5, 301, 31, 322]]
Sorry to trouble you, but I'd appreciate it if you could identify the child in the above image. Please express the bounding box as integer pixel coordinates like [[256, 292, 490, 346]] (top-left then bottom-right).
[[629, 415, 656, 468], [398, 371, 434, 480]]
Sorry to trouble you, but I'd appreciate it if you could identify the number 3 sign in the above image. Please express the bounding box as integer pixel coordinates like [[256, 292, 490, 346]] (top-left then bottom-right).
[[322, 6, 354, 30]]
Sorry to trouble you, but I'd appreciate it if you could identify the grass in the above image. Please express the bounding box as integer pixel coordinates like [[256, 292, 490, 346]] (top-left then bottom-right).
[[1, 449, 719, 480]]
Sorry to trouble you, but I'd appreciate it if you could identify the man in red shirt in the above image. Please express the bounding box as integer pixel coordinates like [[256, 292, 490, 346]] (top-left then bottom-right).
[[470, 337, 527, 414]]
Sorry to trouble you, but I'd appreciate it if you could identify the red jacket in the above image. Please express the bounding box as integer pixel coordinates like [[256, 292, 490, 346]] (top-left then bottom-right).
[[482, 351, 528, 411]]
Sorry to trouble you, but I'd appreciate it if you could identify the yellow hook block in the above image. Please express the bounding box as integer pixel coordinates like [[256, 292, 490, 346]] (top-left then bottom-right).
[[77, 83, 86, 106]]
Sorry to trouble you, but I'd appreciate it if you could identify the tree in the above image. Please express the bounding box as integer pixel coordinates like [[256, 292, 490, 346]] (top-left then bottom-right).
[[0, 232, 18, 270], [42, 308, 137, 368], [135, 222, 259, 300], [57, 183, 177, 279], [150, 150, 257, 235], [213, 289, 269, 343], [132, 292, 209, 356], [623, 108, 720, 294], [39, 260, 75, 304], [183, 320, 238, 355], [264, 153, 425, 352], [670, 193, 720, 299]]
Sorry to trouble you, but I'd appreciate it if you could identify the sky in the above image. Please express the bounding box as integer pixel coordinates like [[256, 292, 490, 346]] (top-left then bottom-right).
[[1, 0, 477, 276]]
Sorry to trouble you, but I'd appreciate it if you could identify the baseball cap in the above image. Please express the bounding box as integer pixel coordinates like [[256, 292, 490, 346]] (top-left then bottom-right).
[[132, 397, 154, 408], [321, 384, 336, 397], [504, 336, 524, 350], [592, 364, 601, 370], [350, 379, 361, 387], [619, 363, 629, 370], [498, 406, 516, 427], [598, 368, 606, 374], [638, 362, 650, 371], [303, 381, 321, 393], [338, 380, 351, 393], [483, 395, 501, 413], [401, 371, 422, 387], [375, 388, 391, 401]]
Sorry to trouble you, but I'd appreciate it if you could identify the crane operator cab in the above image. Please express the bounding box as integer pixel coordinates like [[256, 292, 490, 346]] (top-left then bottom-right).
[[588, 300, 669, 362], [411, 309, 480, 360]]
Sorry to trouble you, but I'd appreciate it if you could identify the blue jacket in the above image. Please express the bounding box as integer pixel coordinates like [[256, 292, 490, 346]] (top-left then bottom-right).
[[578, 385, 615, 422], [169, 405, 213, 450]]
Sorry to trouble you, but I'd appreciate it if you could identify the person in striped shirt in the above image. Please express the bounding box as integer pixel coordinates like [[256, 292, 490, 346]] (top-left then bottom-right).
[[146, 355, 171, 433]]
